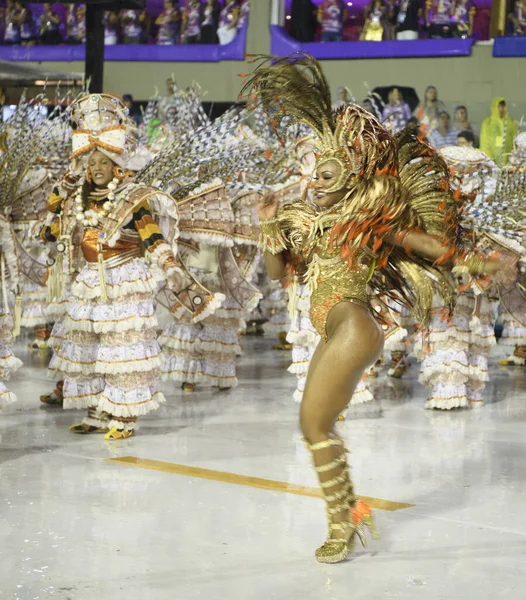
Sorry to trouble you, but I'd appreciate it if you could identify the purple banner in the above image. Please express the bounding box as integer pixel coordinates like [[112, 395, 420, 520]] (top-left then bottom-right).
[[0, 21, 248, 62], [493, 36, 526, 58], [271, 25, 474, 59]]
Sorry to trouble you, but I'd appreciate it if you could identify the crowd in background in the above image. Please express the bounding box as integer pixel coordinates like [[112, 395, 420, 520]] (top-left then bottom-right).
[[289, 0, 526, 43], [336, 84, 519, 165], [0, 0, 249, 46]]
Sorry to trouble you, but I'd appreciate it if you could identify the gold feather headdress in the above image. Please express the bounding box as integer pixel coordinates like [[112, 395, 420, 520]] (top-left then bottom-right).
[[240, 53, 397, 193]]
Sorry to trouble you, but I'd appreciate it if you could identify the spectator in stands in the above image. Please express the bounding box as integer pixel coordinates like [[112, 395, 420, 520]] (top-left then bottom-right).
[[18, 2, 36, 46], [39, 3, 62, 45], [201, 0, 221, 44], [416, 85, 446, 134], [386, 0, 398, 40], [451, 0, 475, 38], [121, 9, 148, 44], [360, 0, 387, 41], [156, 0, 181, 45], [4, 1, 22, 44], [77, 4, 86, 43], [407, 116, 420, 132], [290, 0, 317, 42], [104, 10, 120, 45], [395, 0, 422, 40], [239, 0, 250, 28], [123, 94, 143, 126], [182, 0, 202, 44], [66, 5, 83, 44], [453, 105, 478, 145], [218, 0, 240, 45], [428, 111, 458, 148], [480, 98, 518, 166], [382, 87, 412, 134], [318, 0, 347, 42], [426, 0, 454, 38], [457, 130, 475, 147], [509, 1, 526, 36]]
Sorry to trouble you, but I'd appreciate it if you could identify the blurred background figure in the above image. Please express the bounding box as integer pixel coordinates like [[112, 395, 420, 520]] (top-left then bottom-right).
[[360, 0, 387, 41], [121, 8, 148, 44], [406, 116, 420, 132], [156, 0, 181, 45], [428, 111, 458, 148], [395, 0, 422, 40], [426, 0, 454, 38], [4, 0, 22, 45], [457, 130, 475, 147], [66, 4, 86, 45], [290, 0, 317, 42], [318, 0, 347, 42], [123, 94, 143, 126], [39, 3, 62, 45], [381, 87, 412, 134], [416, 85, 446, 134], [104, 10, 120, 45], [182, 0, 202, 44], [451, 0, 476, 38], [201, 0, 221, 44], [18, 2, 36, 46], [509, 0, 526, 35], [218, 0, 240, 45], [480, 98, 518, 166], [453, 105, 478, 146]]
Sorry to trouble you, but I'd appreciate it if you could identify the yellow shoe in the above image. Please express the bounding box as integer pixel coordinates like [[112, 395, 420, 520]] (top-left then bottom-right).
[[104, 427, 135, 440], [69, 423, 108, 434], [182, 382, 195, 393], [499, 355, 526, 366]]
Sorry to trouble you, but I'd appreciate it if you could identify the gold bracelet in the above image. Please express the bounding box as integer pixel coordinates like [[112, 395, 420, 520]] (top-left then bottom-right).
[[259, 218, 287, 256]]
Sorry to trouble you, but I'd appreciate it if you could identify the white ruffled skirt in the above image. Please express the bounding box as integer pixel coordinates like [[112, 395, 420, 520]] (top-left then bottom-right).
[[48, 258, 165, 422], [160, 296, 241, 389], [20, 277, 50, 329], [0, 313, 23, 407], [418, 292, 495, 410]]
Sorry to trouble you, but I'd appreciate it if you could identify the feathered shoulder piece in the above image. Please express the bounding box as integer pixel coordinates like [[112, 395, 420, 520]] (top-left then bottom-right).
[[395, 129, 463, 261]]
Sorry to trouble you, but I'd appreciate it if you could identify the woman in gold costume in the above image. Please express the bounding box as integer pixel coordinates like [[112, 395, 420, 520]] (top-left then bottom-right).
[[241, 54, 513, 564]]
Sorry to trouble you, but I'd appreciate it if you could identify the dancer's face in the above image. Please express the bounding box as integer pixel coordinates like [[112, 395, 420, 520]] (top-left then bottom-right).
[[312, 160, 349, 208], [88, 151, 114, 188]]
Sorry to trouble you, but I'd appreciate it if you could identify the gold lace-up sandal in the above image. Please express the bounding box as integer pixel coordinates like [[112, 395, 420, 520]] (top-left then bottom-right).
[[307, 436, 378, 564]]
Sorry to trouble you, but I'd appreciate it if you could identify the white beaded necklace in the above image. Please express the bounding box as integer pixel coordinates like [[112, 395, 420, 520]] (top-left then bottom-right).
[[74, 176, 120, 227]]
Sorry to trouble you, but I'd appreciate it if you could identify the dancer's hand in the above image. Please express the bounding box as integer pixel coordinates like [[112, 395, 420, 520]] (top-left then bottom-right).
[[257, 192, 279, 221]]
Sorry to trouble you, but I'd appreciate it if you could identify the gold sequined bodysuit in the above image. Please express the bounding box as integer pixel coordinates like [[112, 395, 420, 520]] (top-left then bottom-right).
[[307, 229, 373, 342], [260, 199, 380, 343]]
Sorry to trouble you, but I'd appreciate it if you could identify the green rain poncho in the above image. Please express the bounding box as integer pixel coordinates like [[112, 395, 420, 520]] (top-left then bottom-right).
[[480, 97, 518, 165]]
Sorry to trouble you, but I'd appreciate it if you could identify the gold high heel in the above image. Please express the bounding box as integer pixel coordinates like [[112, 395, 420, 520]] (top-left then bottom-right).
[[307, 437, 358, 563]]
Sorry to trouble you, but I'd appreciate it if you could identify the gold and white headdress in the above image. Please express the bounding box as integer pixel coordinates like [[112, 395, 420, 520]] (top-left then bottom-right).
[[70, 93, 131, 166]]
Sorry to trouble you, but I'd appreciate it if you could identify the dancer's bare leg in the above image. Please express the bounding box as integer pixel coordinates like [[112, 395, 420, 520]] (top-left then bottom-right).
[[301, 303, 383, 552]]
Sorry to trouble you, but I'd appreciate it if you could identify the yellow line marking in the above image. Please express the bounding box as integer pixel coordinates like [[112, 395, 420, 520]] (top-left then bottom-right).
[[106, 456, 413, 512]]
